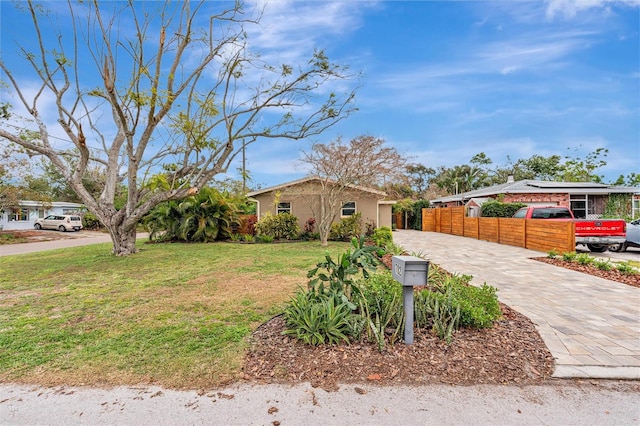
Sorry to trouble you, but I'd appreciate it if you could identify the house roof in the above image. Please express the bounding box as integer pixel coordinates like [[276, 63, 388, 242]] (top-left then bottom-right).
[[247, 176, 388, 198], [12, 200, 85, 208], [466, 197, 492, 207], [430, 180, 640, 204]]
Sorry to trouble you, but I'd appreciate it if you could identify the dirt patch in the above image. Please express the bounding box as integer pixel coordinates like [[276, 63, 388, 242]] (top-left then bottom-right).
[[533, 257, 639, 288], [0, 229, 74, 243]]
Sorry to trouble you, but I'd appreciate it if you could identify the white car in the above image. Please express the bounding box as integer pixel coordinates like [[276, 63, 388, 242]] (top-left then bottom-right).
[[608, 219, 640, 252], [34, 214, 83, 232]]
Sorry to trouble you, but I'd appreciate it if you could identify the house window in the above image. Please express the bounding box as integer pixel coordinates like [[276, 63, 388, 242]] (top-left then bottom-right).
[[10, 208, 29, 222], [341, 201, 356, 217], [570, 195, 587, 219], [38, 209, 46, 219], [276, 202, 291, 214]]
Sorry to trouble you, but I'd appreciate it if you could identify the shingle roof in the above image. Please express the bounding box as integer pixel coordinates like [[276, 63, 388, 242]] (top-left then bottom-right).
[[247, 176, 388, 198]]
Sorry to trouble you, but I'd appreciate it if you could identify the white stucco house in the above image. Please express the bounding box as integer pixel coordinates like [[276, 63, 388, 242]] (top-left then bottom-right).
[[0, 200, 85, 231]]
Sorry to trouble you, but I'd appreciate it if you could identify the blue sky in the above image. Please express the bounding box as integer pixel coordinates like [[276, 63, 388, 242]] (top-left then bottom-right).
[[2, 0, 639, 189], [243, 0, 640, 188]]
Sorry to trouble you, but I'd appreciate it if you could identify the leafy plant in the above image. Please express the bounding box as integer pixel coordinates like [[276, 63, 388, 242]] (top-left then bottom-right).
[[329, 212, 362, 241], [431, 288, 461, 344], [414, 274, 501, 342], [481, 200, 527, 218], [593, 258, 612, 271], [547, 249, 558, 258], [255, 212, 300, 240], [144, 187, 240, 243], [561, 251, 577, 262], [385, 243, 406, 256], [258, 234, 274, 243], [371, 226, 393, 248], [282, 290, 352, 346], [307, 236, 379, 305], [616, 261, 639, 275], [575, 253, 594, 266], [241, 233, 255, 243]]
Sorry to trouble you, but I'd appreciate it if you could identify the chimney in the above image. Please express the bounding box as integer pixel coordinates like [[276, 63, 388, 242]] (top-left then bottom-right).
[[507, 174, 514, 183]]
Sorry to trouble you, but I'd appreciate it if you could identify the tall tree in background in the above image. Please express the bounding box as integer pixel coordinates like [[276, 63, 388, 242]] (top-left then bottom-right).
[[0, 1, 357, 255], [0, 144, 52, 211], [299, 135, 406, 246]]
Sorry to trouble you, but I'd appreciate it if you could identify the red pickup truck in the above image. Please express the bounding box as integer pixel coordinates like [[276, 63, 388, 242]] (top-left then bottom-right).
[[513, 206, 626, 252]]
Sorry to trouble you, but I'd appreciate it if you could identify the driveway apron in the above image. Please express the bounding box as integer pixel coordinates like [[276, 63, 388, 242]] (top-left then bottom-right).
[[393, 230, 640, 380]]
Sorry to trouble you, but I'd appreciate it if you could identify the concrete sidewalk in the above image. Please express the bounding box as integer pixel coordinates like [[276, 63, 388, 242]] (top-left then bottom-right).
[[393, 230, 640, 380]]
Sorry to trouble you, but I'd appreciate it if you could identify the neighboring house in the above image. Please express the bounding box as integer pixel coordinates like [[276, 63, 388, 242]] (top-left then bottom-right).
[[0, 200, 85, 231], [429, 179, 640, 219], [247, 177, 396, 231]]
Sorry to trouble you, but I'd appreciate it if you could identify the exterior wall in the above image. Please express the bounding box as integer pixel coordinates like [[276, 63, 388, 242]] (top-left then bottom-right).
[[252, 182, 388, 231], [0, 202, 84, 231], [502, 193, 569, 207]]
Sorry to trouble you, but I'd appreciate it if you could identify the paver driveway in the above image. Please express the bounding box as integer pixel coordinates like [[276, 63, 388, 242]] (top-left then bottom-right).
[[393, 230, 640, 379]]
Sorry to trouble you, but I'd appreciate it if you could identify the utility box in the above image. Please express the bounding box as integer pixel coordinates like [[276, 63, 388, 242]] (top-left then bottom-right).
[[392, 255, 429, 287]]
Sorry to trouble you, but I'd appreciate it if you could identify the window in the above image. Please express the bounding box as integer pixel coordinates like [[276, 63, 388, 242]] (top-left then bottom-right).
[[341, 201, 356, 217], [38, 209, 45, 219], [10, 208, 29, 222], [570, 194, 587, 219], [276, 202, 291, 214]]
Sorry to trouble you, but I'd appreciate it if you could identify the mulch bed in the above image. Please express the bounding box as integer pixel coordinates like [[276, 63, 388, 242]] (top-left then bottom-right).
[[243, 252, 638, 391], [533, 257, 639, 288], [243, 302, 555, 391]]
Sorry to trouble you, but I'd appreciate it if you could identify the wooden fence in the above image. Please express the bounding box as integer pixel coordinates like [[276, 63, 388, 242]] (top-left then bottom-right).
[[421, 207, 576, 253]]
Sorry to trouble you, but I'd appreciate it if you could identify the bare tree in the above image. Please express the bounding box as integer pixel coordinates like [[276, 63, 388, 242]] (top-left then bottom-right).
[[0, 1, 357, 255], [298, 135, 407, 246]]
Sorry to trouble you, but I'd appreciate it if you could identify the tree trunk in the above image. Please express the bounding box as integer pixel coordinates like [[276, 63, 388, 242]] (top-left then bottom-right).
[[107, 225, 138, 256]]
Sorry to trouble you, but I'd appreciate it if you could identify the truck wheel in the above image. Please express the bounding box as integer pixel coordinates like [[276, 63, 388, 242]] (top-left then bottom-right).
[[587, 244, 607, 253], [608, 243, 626, 253]]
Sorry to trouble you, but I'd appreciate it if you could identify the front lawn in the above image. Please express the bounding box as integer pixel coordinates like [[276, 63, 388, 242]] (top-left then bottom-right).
[[0, 240, 348, 388]]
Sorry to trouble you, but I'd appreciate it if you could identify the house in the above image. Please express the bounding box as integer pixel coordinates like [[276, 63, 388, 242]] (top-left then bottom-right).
[[429, 179, 640, 219], [247, 177, 396, 230], [0, 200, 85, 231]]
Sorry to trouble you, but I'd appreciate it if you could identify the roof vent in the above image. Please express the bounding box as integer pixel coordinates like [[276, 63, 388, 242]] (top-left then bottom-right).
[[507, 174, 514, 183]]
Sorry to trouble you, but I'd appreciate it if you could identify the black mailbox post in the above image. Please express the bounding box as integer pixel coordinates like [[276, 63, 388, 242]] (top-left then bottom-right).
[[391, 255, 429, 344]]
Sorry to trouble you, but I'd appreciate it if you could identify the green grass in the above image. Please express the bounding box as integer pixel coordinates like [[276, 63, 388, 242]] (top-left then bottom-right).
[[0, 240, 348, 388]]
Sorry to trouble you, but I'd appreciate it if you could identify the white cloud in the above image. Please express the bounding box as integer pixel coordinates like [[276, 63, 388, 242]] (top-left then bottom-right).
[[545, 0, 640, 19]]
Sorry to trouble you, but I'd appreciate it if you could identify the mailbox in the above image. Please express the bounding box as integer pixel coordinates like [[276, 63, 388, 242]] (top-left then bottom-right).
[[392, 255, 429, 287]]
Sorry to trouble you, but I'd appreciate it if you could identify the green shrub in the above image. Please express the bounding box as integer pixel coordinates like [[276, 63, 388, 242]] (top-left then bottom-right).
[[594, 258, 612, 271], [371, 226, 393, 248], [283, 290, 352, 346], [616, 261, 639, 275], [562, 251, 577, 262], [354, 271, 402, 326], [255, 212, 300, 240], [409, 199, 430, 230], [575, 253, 594, 265], [329, 213, 362, 241], [307, 236, 379, 303], [258, 234, 274, 243], [144, 187, 240, 242], [82, 212, 102, 230], [547, 249, 558, 258], [481, 200, 527, 218], [414, 274, 501, 341]]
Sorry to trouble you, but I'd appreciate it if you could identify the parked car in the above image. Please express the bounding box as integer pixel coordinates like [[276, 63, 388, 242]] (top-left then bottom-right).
[[34, 214, 83, 232], [608, 219, 640, 252], [512, 206, 626, 252]]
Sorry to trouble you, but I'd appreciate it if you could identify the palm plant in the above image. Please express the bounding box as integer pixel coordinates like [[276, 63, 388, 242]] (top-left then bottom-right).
[[145, 187, 240, 242]]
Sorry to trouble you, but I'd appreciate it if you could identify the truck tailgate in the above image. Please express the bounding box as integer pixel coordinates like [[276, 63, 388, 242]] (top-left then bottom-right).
[[574, 220, 626, 237]]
